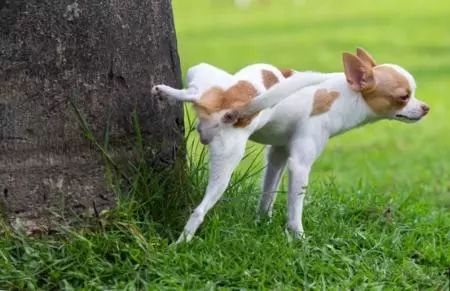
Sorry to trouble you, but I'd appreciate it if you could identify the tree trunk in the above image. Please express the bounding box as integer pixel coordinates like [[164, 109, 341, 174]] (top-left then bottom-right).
[[0, 0, 183, 221]]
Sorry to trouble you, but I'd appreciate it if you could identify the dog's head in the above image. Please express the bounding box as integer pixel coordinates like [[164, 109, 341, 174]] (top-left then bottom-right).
[[343, 48, 430, 122]]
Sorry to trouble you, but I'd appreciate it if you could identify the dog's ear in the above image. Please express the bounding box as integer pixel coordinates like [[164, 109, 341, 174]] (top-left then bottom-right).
[[356, 47, 376, 68], [221, 110, 239, 124], [343, 53, 375, 92]]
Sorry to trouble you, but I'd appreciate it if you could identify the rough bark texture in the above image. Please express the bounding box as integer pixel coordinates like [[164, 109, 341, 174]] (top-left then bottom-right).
[[0, 0, 183, 221]]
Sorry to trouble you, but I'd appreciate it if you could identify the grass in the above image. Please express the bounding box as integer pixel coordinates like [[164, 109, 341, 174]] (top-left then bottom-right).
[[1, 0, 450, 289]]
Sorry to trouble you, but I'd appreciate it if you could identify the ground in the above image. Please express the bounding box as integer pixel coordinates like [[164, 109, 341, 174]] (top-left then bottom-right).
[[0, 0, 449, 289]]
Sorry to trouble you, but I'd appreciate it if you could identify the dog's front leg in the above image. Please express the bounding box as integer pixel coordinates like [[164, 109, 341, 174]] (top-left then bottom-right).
[[287, 135, 327, 237], [177, 138, 247, 243], [286, 158, 311, 237]]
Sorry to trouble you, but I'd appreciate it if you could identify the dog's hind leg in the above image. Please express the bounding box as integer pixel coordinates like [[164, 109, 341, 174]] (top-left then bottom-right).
[[176, 137, 247, 243], [258, 146, 288, 219], [152, 84, 199, 102]]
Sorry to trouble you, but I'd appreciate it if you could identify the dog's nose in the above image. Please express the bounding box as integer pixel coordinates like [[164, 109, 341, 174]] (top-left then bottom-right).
[[421, 104, 430, 115]]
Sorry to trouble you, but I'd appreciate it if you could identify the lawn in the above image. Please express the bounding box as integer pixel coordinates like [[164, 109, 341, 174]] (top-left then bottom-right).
[[1, 0, 449, 289]]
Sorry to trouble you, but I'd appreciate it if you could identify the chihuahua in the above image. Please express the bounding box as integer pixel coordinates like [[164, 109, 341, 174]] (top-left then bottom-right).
[[152, 48, 430, 243]]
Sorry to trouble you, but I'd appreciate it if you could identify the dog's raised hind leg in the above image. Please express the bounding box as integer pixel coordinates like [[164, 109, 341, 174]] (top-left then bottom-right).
[[152, 84, 199, 102]]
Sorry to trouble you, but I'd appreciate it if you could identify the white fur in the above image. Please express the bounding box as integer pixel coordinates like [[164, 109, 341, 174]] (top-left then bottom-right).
[[152, 61, 429, 243]]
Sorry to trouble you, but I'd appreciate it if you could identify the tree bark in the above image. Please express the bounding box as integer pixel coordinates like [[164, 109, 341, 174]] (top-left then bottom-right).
[[0, 0, 183, 220]]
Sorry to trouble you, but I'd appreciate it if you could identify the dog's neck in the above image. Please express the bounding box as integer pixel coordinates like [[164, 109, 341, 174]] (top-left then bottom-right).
[[318, 74, 380, 137]]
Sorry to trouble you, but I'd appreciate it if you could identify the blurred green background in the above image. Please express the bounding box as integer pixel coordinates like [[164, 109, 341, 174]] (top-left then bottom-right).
[[172, 0, 450, 206]]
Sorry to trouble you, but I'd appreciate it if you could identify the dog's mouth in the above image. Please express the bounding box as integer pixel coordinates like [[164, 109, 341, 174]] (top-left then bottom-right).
[[395, 114, 422, 121]]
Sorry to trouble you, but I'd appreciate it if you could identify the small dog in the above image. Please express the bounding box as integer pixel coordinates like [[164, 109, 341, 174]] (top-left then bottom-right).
[[153, 48, 430, 243], [154, 63, 338, 144]]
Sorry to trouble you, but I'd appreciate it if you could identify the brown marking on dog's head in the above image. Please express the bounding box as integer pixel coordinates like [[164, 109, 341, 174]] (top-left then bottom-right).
[[262, 69, 279, 89], [279, 68, 294, 78], [343, 49, 412, 116], [361, 66, 411, 115], [310, 89, 340, 116]]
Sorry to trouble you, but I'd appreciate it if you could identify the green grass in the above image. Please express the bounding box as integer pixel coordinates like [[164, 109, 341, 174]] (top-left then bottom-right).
[[1, 0, 450, 289]]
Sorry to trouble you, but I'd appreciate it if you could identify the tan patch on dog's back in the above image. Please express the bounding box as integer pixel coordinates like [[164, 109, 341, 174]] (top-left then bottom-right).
[[194, 81, 257, 113], [227, 81, 259, 127], [310, 89, 340, 116], [193, 86, 225, 118], [225, 81, 258, 107], [362, 66, 411, 115], [279, 68, 294, 78], [193, 81, 259, 127], [262, 69, 279, 89]]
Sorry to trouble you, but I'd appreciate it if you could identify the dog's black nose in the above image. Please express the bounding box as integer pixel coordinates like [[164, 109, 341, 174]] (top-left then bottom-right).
[[421, 104, 430, 115]]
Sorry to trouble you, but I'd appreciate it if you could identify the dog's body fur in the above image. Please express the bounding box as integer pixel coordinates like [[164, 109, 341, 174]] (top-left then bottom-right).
[[153, 49, 430, 243]]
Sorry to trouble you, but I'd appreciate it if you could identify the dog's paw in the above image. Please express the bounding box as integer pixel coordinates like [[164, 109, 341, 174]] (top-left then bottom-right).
[[284, 228, 306, 243], [175, 231, 194, 244], [255, 214, 273, 225], [151, 85, 163, 96], [152, 84, 177, 105]]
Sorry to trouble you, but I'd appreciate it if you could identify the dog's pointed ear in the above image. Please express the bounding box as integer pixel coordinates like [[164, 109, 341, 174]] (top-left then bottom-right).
[[221, 110, 239, 124], [343, 53, 375, 92], [356, 47, 376, 68]]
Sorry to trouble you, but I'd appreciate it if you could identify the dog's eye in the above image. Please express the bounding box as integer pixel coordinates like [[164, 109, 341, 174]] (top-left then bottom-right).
[[399, 94, 410, 101]]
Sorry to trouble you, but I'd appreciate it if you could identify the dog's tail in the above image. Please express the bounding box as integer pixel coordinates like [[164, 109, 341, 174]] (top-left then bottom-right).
[[240, 72, 341, 116]]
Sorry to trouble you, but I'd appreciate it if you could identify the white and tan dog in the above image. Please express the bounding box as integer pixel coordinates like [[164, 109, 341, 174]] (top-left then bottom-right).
[[153, 48, 430, 243]]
